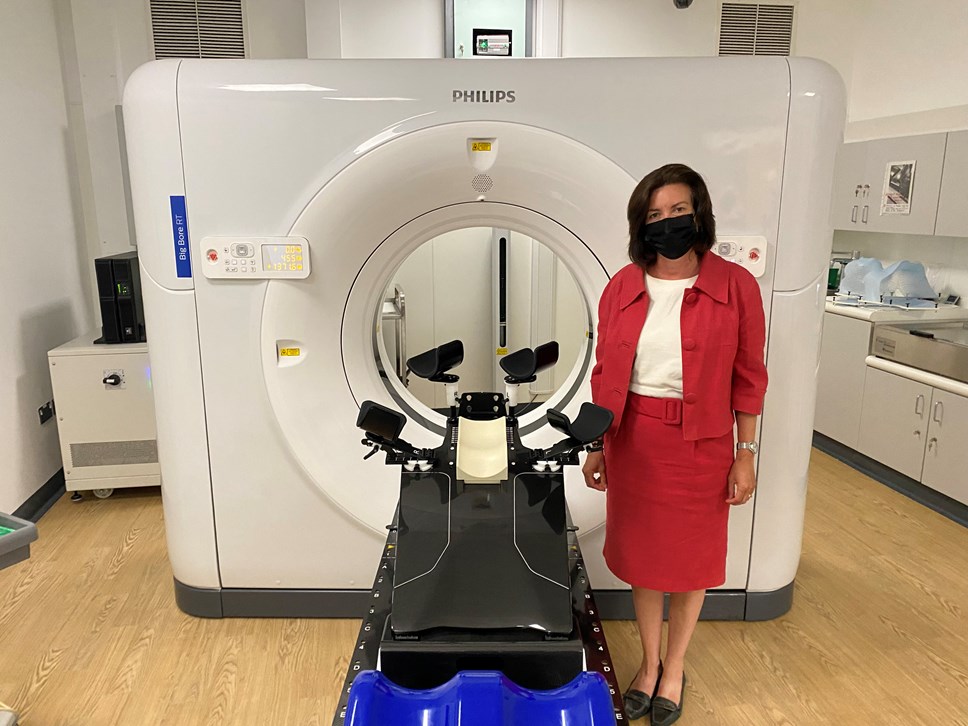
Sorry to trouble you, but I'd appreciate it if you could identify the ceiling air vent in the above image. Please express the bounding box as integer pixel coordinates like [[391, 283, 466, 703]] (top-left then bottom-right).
[[719, 3, 795, 56], [149, 0, 246, 59]]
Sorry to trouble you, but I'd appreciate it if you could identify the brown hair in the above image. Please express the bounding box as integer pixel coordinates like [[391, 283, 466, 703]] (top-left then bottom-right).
[[627, 163, 716, 266]]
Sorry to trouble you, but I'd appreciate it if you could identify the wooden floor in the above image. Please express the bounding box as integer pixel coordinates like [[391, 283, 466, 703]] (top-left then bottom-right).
[[2, 449, 967, 725]]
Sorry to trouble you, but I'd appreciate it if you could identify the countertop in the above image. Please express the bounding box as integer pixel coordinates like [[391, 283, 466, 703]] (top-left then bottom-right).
[[825, 299, 968, 323], [866, 356, 968, 397]]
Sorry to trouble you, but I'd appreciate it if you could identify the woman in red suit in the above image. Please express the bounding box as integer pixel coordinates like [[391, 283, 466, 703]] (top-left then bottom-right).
[[582, 164, 768, 725]]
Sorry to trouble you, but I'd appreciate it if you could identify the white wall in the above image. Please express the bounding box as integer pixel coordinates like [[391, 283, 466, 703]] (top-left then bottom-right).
[[67, 0, 153, 277], [246, 0, 309, 59], [307, 0, 444, 59], [560, 0, 859, 89], [0, 0, 90, 512], [561, 0, 718, 57], [847, 0, 968, 124]]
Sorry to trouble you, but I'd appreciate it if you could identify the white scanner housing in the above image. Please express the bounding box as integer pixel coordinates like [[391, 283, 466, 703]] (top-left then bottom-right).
[[123, 58, 844, 619]]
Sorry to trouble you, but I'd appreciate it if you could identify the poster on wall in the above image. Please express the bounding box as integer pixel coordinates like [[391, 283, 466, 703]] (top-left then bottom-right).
[[880, 160, 916, 215]]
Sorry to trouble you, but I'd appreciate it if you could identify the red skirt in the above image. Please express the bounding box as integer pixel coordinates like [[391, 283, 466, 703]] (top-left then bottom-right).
[[603, 394, 733, 592]]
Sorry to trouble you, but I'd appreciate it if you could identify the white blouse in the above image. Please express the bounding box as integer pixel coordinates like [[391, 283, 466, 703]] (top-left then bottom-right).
[[629, 273, 698, 399]]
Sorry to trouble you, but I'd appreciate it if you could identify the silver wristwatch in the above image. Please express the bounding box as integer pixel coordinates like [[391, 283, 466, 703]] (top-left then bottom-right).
[[736, 441, 759, 455]]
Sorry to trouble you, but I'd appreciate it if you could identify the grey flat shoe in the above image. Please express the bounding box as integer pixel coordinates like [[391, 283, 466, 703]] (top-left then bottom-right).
[[623, 662, 663, 721], [650, 672, 686, 726]]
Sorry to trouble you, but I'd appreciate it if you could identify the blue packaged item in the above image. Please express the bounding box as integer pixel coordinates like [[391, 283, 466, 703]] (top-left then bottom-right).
[[346, 670, 616, 726], [872, 260, 936, 300]]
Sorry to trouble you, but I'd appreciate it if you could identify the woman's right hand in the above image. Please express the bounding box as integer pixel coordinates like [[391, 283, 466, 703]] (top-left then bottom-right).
[[582, 450, 607, 491]]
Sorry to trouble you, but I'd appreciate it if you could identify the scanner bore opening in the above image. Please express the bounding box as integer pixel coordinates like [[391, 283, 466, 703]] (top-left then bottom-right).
[[372, 226, 592, 434]]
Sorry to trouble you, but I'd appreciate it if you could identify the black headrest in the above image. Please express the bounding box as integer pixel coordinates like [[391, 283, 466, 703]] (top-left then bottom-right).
[[500, 341, 559, 381], [407, 340, 464, 380], [357, 400, 406, 441], [546, 403, 614, 444]]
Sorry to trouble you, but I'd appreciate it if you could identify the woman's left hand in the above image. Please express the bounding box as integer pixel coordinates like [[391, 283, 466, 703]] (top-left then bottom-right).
[[726, 452, 757, 505]]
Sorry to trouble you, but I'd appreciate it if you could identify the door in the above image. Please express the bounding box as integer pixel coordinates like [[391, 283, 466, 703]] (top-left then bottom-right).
[[920, 388, 968, 505], [857, 367, 932, 480]]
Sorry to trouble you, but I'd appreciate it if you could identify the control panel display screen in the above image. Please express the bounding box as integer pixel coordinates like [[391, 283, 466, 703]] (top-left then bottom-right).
[[262, 243, 304, 273]]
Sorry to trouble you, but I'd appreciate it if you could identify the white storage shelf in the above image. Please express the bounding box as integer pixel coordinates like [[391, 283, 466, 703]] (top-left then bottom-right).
[[48, 330, 161, 497]]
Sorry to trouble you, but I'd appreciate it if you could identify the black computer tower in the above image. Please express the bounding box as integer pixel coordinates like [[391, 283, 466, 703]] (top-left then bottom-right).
[[95, 251, 146, 344]]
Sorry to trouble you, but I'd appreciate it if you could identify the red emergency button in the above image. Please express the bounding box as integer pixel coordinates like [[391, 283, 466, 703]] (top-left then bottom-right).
[[749, 248, 761, 262], [206, 249, 219, 263]]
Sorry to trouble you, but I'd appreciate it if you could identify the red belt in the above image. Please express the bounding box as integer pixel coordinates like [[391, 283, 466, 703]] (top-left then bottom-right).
[[629, 394, 682, 425]]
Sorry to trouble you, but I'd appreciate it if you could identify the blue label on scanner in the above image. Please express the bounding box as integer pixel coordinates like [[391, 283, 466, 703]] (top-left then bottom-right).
[[169, 195, 192, 278]]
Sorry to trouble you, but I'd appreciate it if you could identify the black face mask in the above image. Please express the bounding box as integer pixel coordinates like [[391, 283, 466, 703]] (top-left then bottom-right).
[[641, 214, 698, 260]]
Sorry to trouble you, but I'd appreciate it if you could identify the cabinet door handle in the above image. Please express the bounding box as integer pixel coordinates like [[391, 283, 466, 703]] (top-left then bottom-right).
[[928, 437, 938, 454], [933, 401, 944, 424], [915, 394, 925, 416], [862, 205, 869, 224], [851, 205, 858, 223], [914, 429, 921, 439]]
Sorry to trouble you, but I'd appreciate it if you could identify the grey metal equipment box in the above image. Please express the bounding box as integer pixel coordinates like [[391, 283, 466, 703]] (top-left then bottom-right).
[[48, 329, 161, 498], [0, 511, 37, 571]]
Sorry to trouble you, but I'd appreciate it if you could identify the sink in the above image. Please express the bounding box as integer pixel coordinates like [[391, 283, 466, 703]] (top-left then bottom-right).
[[872, 321, 968, 383]]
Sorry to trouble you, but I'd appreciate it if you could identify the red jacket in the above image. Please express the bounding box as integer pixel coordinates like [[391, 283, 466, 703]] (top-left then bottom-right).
[[591, 253, 768, 440]]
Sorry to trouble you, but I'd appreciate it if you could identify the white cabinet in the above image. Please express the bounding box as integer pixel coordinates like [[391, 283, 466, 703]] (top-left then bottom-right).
[[857, 367, 932, 480], [829, 142, 870, 231], [858, 365, 968, 506], [862, 133, 947, 236], [814, 312, 872, 449], [831, 133, 948, 235], [936, 130, 968, 238], [48, 330, 161, 497], [920, 389, 968, 505]]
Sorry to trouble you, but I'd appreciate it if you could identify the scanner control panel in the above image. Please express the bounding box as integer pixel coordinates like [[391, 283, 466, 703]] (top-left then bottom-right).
[[711, 235, 767, 278], [199, 236, 311, 280]]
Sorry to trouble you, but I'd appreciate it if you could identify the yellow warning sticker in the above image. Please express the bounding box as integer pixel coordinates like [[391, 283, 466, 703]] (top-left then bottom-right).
[[279, 348, 301, 357], [471, 142, 492, 152], [496, 347, 508, 355]]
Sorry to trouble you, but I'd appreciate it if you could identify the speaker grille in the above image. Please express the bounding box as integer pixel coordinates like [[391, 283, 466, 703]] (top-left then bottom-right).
[[472, 175, 493, 193], [70, 440, 159, 468]]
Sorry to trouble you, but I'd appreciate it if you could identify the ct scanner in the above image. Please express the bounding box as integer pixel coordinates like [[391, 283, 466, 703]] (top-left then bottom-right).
[[122, 57, 845, 621]]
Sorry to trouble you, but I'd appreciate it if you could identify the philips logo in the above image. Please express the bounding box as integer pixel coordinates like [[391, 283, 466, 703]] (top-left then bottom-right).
[[452, 90, 516, 104]]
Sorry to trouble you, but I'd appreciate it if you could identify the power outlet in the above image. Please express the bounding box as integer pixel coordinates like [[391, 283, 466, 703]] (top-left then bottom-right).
[[38, 400, 55, 425]]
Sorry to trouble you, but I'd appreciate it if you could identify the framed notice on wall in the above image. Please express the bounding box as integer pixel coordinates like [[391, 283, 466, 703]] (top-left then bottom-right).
[[446, 0, 532, 58], [880, 160, 916, 215]]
